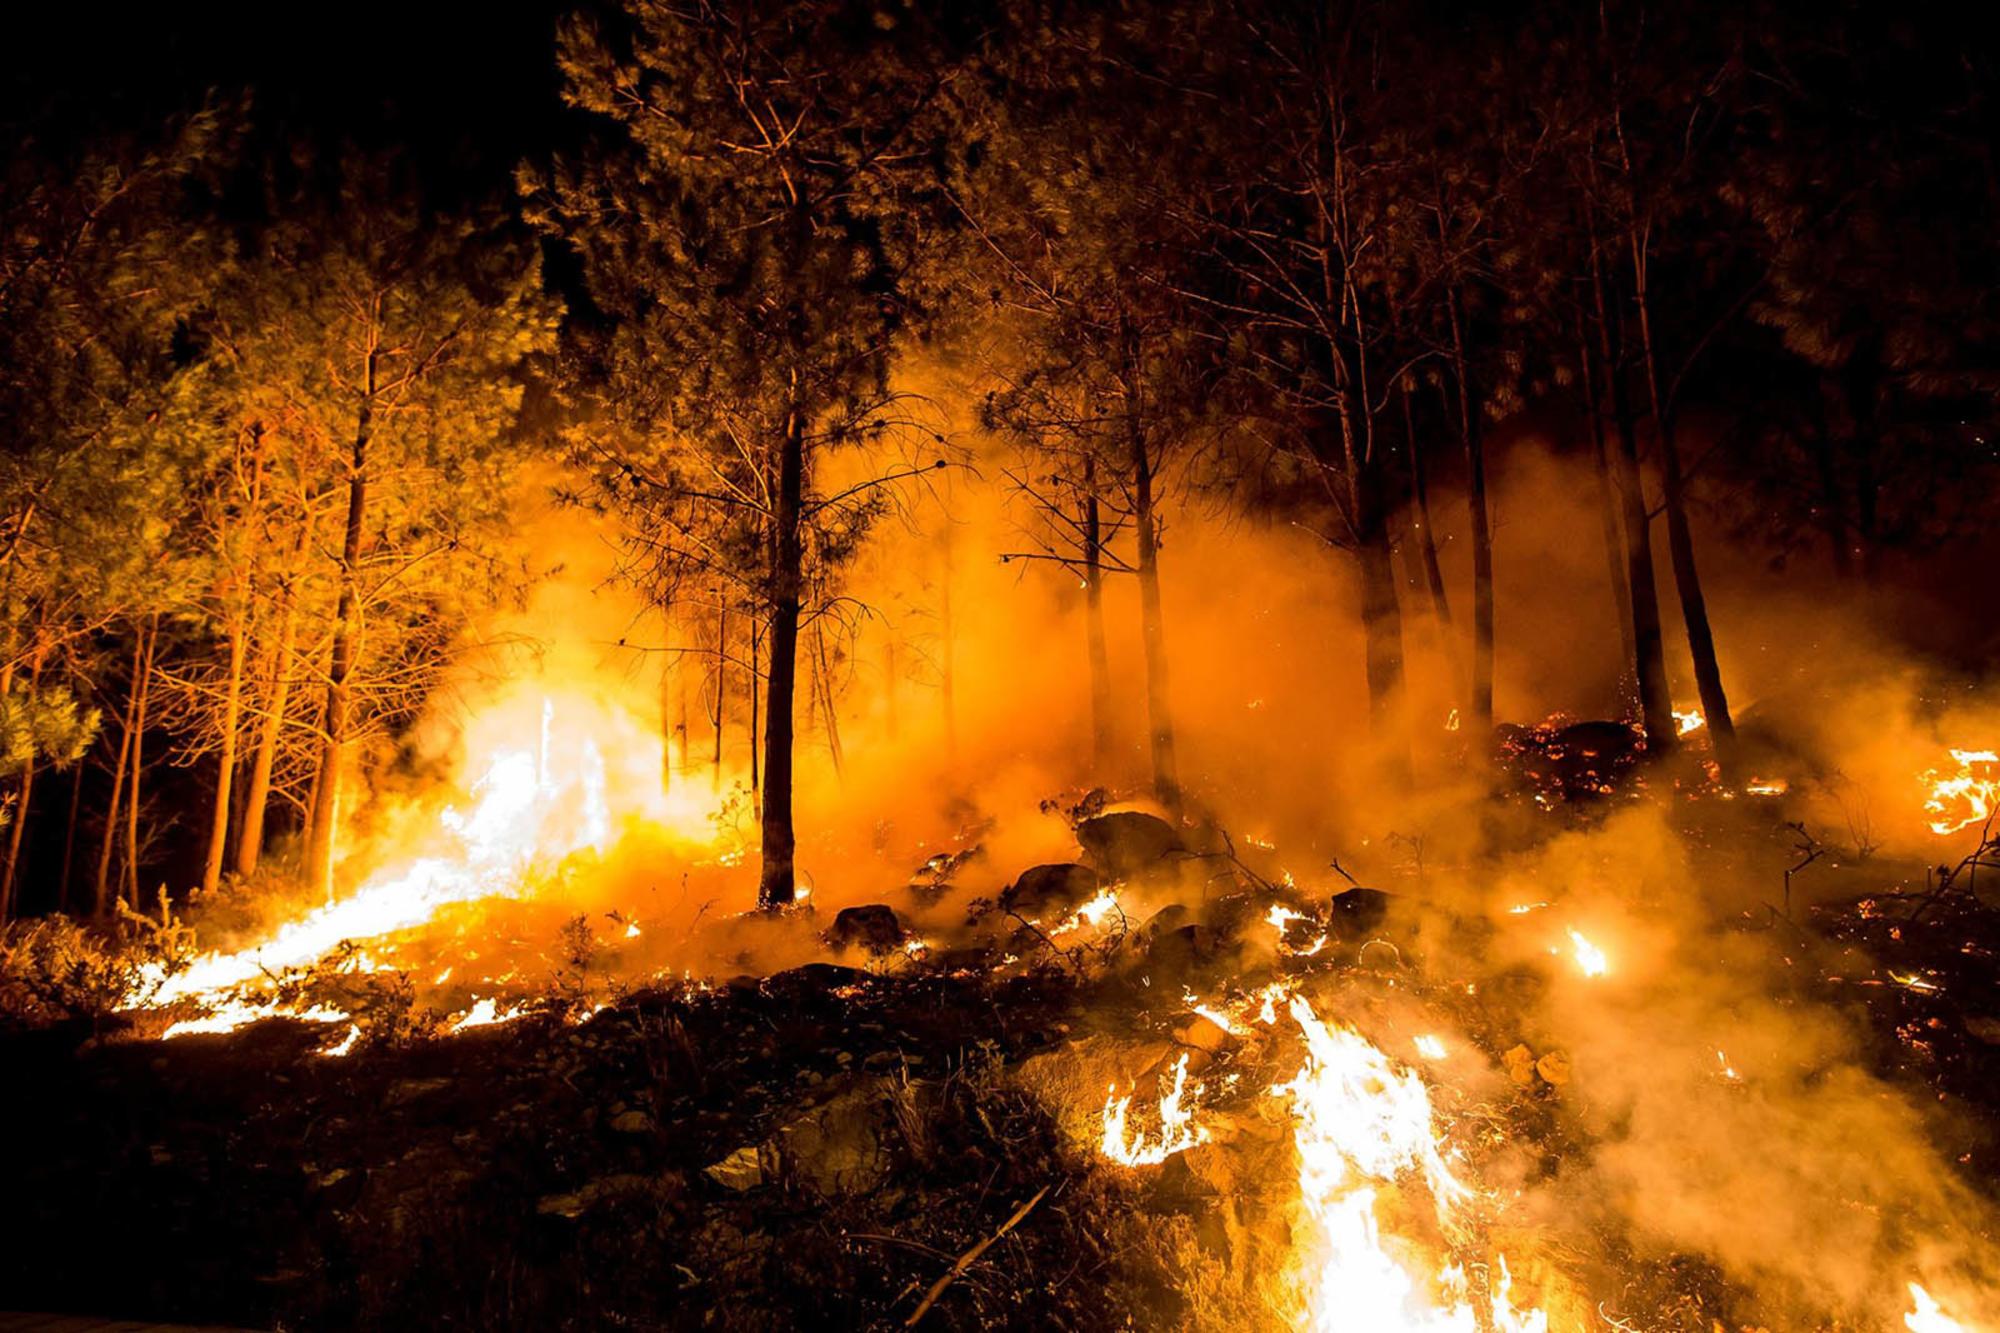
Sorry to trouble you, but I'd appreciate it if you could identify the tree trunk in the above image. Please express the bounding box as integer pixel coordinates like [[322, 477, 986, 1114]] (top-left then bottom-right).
[[1, 654, 44, 918], [1, 758, 33, 920], [711, 598, 727, 789], [1402, 388, 1451, 629], [1129, 408, 1181, 817], [1629, 230, 1735, 766], [122, 614, 157, 910], [201, 608, 248, 895], [1577, 306, 1638, 705], [309, 366, 376, 903], [1446, 287, 1495, 733], [1082, 456, 1113, 779], [756, 396, 805, 910], [668, 596, 684, 792], [94, 632, 146, 918], [236, 569, 298, 879], [1589, 223, 1676, 754], [749, 621, 761, 800], [939, 519, 957, 767], [58, 757, 83, 913]]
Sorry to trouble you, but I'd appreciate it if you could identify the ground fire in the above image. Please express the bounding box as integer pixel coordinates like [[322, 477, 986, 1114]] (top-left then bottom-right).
[[4, 2, 2000, 1330]]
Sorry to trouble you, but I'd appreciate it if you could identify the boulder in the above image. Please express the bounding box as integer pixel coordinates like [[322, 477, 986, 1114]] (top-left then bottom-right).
[[1329, 887, 1395, 938], [826, 904, 908, 956], [1142, 923, 1221, 986], [1001, 863, 1100, 917], [1077, 811, 1183, 877]]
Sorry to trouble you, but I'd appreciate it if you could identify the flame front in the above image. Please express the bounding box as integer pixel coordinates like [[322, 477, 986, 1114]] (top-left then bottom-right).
[[137, 691, 731, 1031], [1906, 1283, 1976, 1333], [1922, 748, 1999, 836]]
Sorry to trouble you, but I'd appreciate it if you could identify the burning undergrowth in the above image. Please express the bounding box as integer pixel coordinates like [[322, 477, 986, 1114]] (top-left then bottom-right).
[[4, 751, 1999, 1330]]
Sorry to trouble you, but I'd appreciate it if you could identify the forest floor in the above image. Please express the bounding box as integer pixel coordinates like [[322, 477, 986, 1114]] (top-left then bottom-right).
[[1, 791, 1997, 1332]]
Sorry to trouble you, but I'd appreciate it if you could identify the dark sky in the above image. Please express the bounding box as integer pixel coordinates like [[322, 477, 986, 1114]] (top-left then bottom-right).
[[5, 1, 574, 195]]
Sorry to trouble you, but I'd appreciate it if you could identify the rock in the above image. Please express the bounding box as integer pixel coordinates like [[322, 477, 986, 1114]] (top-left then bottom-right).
[[537, 1172, 679, 1219], [609, 1109, 656, 1134], [1142, 923, 1220, 985], [384, 1077, 451, 1107], [1502, 1044, 1537, 1086], [1077, 811, 1183, 878], [1001, 863, 1100, 917], [704, 1145, 766, 1192], [826, 904, 908, 956], [770, 1082, 893, 1194], [1173, 1013, 1235, 1055], [1535, 1050, 1572, 1086], [1329, 887, 1395, 938]]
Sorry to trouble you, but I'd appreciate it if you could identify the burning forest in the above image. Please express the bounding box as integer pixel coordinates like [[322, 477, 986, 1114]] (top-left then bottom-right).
[[3, 1, 2000, 1329]]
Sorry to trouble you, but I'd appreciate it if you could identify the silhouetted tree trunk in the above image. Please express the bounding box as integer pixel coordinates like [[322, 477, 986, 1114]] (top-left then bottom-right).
[[1402, 388, 1451, 629], [1577, 304, 1638, 700], [710, 598, 728, 789], [756, 393, 804, 909], [309, 355, 376, 902], [1127, 374, 1180, 818], [1588, 223, 1675, 753], [1629, 228, 1735, 766], [58, 758, 82, 913], [1445, 286, 1494, 732], [1082, 456, 1113, 777]]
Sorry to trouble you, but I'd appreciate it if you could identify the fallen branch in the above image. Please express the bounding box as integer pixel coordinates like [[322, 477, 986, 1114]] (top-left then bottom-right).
[[903, 1184, 1050, 1326]]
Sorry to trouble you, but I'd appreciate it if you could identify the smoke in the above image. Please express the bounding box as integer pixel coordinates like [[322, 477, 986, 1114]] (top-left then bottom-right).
[[251, 371, 2000, 1326]]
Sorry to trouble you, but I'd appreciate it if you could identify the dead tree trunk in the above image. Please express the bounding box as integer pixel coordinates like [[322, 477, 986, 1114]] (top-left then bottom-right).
[[756, 394, 804, 910]]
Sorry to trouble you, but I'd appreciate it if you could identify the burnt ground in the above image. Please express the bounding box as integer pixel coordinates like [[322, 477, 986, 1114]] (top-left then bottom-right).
[[2, 814, 1998, 1331], [0, 962, 1197, 1331]]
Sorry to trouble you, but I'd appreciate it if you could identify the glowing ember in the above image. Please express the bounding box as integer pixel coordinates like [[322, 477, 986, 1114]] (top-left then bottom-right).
[[1101, 1052, 1211, 1166], [1744, 778, 1789, 797], [1922, 749, 1999, 835], [1412, 1034, 1448, 1060], [1905, 1283, 1974, 1333], [1566, 929, 1609, 978], [1674, 707, 1706, 736]]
